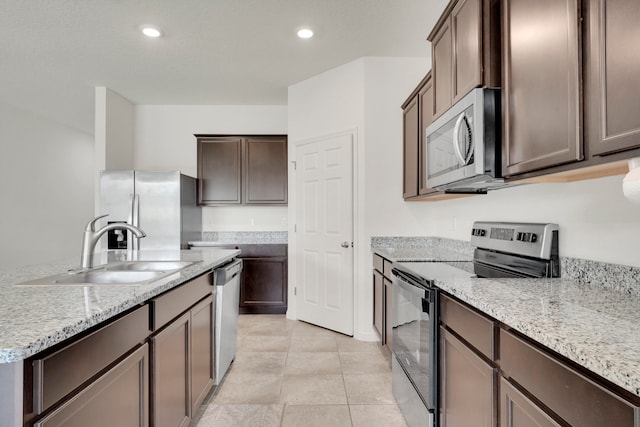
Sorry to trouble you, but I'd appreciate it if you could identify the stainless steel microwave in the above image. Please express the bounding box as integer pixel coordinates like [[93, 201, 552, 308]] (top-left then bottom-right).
[[425, 88, 503, 193]]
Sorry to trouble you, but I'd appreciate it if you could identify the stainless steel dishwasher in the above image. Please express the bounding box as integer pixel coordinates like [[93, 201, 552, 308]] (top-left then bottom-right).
[[214, 258, 243, 384]]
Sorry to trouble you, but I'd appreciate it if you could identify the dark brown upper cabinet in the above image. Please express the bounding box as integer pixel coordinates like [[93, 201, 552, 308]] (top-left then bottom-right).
[[403, 73, 441, 200], [197, 135, 288, 205], [243, 136, 288, 204], [403, 92, 420, 199], [502, 0, 583, 177], [429, 0, 501, 120], [418, 74, 438, 196], [584, 0, 640, 157]]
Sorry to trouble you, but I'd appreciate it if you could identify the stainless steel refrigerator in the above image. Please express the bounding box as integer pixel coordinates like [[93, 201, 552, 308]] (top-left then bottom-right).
[[99, 170, 201, 251]]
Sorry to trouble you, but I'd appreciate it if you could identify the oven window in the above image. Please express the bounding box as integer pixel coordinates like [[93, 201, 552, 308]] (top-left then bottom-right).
[[392, 278, 435, 409]]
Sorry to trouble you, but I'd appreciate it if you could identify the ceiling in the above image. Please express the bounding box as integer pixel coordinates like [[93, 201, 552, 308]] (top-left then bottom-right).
[[0, 0, 448, 134]]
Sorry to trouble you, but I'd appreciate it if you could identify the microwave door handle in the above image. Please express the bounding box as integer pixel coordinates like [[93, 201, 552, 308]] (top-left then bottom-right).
[[452, 113, 473, 165]]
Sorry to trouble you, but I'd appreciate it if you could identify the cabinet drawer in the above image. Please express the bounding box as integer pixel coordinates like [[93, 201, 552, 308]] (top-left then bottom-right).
[[151, 272, 212, 331], [500, 329, 640, 427], [32, 305, 149, 414], [441, 294, 496, 360], [34, 344, 149, 427], [383, 259, 393, 280], [373, 254, 384, 273]]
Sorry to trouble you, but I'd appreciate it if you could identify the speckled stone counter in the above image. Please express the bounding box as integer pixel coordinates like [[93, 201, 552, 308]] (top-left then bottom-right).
[[190, 231, 287, 246], [0, 248, 239, 363], [374, 235, 640, 397], [396, 261, 640, 398], [371, 236, 474, 262]]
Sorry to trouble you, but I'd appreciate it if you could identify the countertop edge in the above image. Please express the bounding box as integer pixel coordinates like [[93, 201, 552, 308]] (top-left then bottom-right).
[[0, 249, 240, 364]]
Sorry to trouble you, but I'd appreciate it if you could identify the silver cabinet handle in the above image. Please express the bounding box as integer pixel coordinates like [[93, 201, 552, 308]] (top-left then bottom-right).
[[452, 112, 473, 166], [341, 242, 350, 248]]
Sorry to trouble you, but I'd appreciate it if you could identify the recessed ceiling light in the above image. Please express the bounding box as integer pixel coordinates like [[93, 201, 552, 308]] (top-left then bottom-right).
[[297, 28, 314, 39], [141, 26, 161, 38]]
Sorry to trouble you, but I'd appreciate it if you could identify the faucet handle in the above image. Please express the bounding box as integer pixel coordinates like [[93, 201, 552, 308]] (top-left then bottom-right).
[[85, 214, 109, 232]]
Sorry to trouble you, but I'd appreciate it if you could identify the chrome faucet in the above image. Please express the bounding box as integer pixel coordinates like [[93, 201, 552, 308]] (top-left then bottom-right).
[[80, 214, 146, 269]]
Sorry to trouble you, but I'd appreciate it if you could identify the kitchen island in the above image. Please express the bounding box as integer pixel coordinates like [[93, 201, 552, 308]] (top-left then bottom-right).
[[0, 248, 239, 427]]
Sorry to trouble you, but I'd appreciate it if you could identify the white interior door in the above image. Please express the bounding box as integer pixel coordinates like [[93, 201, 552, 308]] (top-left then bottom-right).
[[294, 132, 354, 335]]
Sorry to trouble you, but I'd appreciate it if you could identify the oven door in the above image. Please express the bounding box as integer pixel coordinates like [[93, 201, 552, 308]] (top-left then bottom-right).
[[391, 270, 439, 413]]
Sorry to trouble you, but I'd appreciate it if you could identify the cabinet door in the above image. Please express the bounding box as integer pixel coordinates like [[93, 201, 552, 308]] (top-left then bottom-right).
[[239, 257, 288, 314], [373, 270, 384, 340], [403, 95, 419, 199], [432, 19, 453, 118], [198, 137, 242, 204], [418, 74, 439, 196], [452, 0, 482, 103], [440, 328, 496, 427], [243, 136, 288, 204], [34, 344, 149, 427], [384, 278, 393, 352], [585, 0, 640, 156], [152, 312, 191, 427], [190, 295, 215, 414], [502, 0, 582, 176], [500, 378, 562, 427]]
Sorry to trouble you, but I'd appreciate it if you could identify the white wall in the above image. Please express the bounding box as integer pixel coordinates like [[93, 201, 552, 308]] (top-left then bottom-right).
[[415, 174, 640, 267], [0, 103, 94, 269], [134, 105, 288, 232], [95, 87, 135, 170], [287, 57, 430, 339], [94, 87, 135, 213]]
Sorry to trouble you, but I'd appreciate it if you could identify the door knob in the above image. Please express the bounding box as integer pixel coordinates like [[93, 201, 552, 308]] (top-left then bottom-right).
[[341, 241, 350, 248]]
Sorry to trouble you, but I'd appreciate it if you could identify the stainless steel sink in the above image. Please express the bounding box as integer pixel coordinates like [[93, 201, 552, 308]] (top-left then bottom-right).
[[106, 260, 195, 272], [54, 270, 166, 285], [16, 260, 198, 286]]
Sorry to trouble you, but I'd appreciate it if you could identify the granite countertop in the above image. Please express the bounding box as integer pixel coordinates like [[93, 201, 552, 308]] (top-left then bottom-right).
[[190, 231, 288, 246], [371, 236, 474, 262], [428, 273, 640, 397], [373, 236, 640, 397], [373, 246, 473, 262], [0, 248, 239, 364]]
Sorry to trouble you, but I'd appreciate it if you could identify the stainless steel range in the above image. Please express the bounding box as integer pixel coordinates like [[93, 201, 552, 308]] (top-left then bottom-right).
[[390, 222, 559, 427]]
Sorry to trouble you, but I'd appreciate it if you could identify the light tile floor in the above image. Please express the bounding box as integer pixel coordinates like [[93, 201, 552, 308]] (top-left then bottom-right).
[[195, 314, 407, 427]]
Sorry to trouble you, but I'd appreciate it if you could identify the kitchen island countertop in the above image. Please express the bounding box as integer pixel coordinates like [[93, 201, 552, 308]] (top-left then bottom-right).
[[0, 248, 239, 363]]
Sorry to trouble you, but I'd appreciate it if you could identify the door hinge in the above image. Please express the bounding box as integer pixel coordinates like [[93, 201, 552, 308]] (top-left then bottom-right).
[[294, 224, 297, 232], [291, 160, 297, 170], [294, 287, 297, 296]]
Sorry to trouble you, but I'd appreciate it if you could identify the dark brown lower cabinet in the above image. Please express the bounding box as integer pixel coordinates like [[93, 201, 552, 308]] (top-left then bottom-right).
[[440, 328, 497, 427], [372, 253, 393, 353], [213, 244, 288, 314], [151, 294, 216, 427], [384, 277, 393, 353], [152, 312, 191, 427], [34, 344, 149, 427], [372, 270, 383, 339], [190, 296, 215, 414], [500, 329, 640, 427], [240, 257, 287, 314], [150, 273, 216, 427], [500, 378, 562, 427]]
